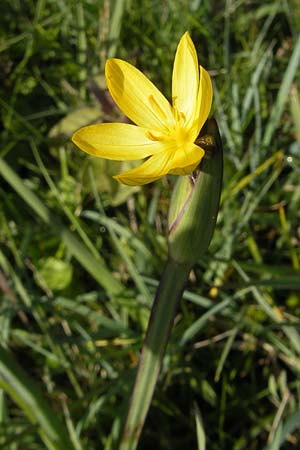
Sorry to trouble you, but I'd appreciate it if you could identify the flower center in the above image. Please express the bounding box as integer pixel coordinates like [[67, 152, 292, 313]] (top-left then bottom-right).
[[168, 107, 189, 143], [145, 104, 189, 145], [172, 126, 188, 144]]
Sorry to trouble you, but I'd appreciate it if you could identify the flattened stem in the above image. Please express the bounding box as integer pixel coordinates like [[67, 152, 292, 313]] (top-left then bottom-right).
[[118, 259, 191, 450]]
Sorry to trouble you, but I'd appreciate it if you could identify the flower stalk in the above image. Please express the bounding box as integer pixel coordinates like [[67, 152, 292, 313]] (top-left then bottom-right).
[[118, 259, 191, 450], [118, 119, 223, 450]]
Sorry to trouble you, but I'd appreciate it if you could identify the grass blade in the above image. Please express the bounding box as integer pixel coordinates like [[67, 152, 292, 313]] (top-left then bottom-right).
[[0, 157, 122, 295], [0, 346, 76, 450], [262, 32, 300, 149], [194, 402, 206, 450]]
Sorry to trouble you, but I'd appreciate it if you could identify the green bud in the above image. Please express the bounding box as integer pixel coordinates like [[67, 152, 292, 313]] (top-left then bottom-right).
[[168, 118, 223, 266]]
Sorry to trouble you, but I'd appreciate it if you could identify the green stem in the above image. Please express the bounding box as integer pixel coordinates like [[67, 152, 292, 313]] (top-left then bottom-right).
[[118, 258, 191, 450]]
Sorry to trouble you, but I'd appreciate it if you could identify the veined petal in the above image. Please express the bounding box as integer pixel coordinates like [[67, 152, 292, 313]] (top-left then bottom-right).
[[172, 32, 199, 126], [168, 142, 205, 173], [169, 162, 199, 175], [114, 142, 205, 185], [190, 65, 213, 139], [113, 151, 173, 185], [72, 123, 168, 160], [106, 59, 175, 132]]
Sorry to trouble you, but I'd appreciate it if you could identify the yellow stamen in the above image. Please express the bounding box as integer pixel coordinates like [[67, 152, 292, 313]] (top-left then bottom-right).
[[146, 131, 165, 141], [173, 106, 186, 126]]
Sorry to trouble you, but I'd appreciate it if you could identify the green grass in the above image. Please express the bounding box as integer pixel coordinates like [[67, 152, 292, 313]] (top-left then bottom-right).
[[1, 0, 300, 449]]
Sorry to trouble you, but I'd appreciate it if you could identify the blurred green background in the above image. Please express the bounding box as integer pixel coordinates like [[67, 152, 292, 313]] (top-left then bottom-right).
[[1, 0, 300, 449]]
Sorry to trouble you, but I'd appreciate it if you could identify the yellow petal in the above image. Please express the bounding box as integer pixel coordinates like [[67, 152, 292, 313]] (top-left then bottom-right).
[[192, 65, 213, 137], [169, 163, 199, 175], [106, 59, 175, 132], [72, 123, 168, 160], [168, 143, 205, 173], [172, 32, 199, 127], [113, 154, 167, 185], [114, 142, 205, 185]]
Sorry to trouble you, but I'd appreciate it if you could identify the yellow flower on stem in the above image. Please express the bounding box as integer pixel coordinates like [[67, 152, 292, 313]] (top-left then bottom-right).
[[72, 32, 213, 186]]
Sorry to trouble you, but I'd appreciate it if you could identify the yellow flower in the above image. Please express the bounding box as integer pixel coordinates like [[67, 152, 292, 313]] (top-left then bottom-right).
[[72, 32, 213, 186]]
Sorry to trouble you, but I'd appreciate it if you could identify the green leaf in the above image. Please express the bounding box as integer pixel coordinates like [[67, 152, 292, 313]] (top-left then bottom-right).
[[0, 346, 76, 450]]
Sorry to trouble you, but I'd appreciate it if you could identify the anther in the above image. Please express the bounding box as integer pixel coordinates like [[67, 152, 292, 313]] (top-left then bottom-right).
[[146, 131, 164, 141]]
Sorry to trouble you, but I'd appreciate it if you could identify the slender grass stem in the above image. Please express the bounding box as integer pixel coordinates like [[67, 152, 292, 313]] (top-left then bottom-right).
[[0, 346, 76, 450], [118, 258, 191, 450]]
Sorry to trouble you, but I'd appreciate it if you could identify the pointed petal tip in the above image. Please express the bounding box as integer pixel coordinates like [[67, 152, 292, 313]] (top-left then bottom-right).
[[113, 172, 138, 186], [178, 31, 196, 50], [172, 31, 199, 127], [113, 173, 149, 186], [105, 58, 116, 80], [195, 65, 213, 133], [112, 174, 122, 183], [71, 128, 82, 146], [71, 123, 170, 160], [180, 31, 191, 39], [105, 57, 119, 71]]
